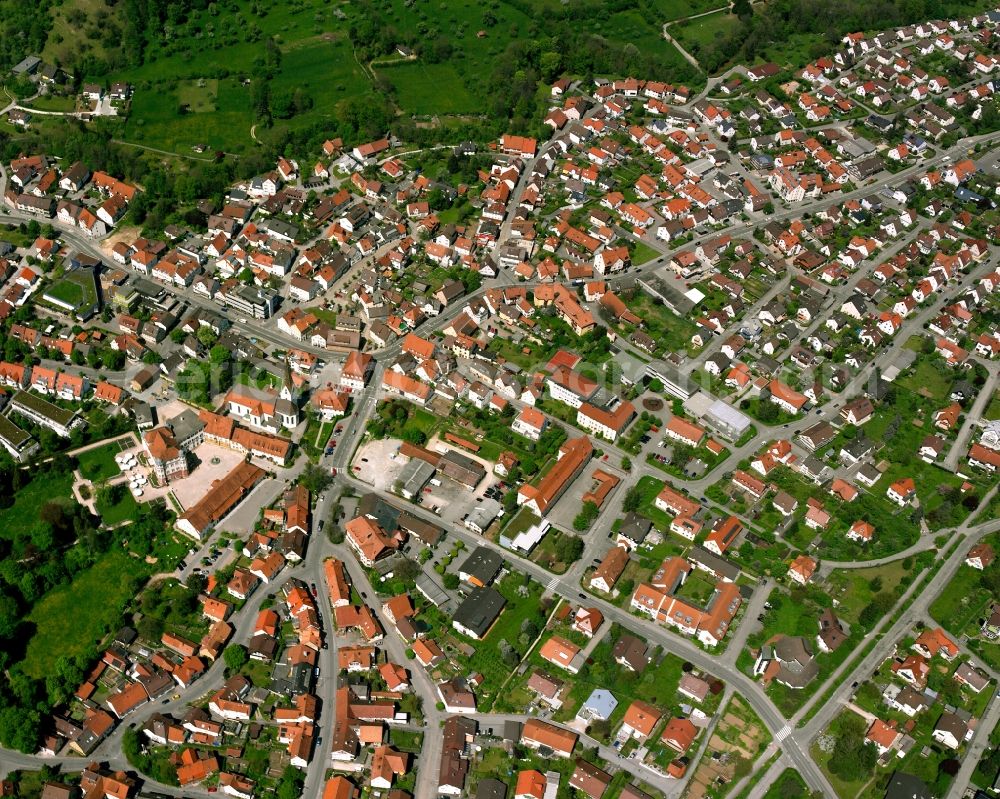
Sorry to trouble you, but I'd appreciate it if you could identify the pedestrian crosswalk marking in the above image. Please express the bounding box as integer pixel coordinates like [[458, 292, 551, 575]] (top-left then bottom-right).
[[775, 726, 791, 742]]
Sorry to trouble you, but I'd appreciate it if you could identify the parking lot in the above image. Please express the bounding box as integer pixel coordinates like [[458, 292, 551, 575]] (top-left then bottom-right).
[[351, 438, 407, 490], [410, 468, 505, 526], [545, 459, 624, 532]]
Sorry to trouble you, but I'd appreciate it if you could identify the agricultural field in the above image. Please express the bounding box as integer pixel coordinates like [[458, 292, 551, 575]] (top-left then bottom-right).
[[683, 694, 771, 799]]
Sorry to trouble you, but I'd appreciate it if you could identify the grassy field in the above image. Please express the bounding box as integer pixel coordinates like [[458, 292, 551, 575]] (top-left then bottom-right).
[[76, 439, 130, 482], [0, 223, 36, 248], [986, 391, 1000, 420], [97, 489, 140, 526], [651, 0, 725, 18], [631, 240, 662, 265], [0, 470, 74, 542], [755, 32, 829, 71], [674, 10, 741, 52], [812, 736, 871, 799], [23, 93, 78, 112], [368, 0, 533, 101], [41, 0, 115, 66], [43, 278, 85, 307], [623, 290, 699, 355], [825, 560, 910, 625], [102, 1, 375, 154], [22, 550, 148, 678], [122, 78, 255, 155], [177, 79, 219, 113], [378, 62, 479, 115], [896, 356, 953, 402], [595, 8, 691, 68], [270, 37, 375, 115], [761, 769, 808, 799], [100, 0, 505, 151], [80, 0, 701, 153]]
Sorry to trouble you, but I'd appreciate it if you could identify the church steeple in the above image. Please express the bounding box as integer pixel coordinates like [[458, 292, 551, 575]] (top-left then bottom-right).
[[280, 356, 296, 402]]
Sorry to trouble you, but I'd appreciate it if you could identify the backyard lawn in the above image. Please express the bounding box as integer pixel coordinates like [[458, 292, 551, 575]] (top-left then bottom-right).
[[675, 569, 717, 606], [458, 574, 546, 711], [21, 550, 149, 678], [896, 355, 953, 402], [629, 474, 678, 531], [986, 391, 1000, 421], [618, 290, 699, 356], [929, 552, 997, 635], [548, 629, 702, 739]]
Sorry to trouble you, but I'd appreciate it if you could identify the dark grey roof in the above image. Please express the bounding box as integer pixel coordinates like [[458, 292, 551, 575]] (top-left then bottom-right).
[[452, 587, 507, 638], [619, 512, 652, 545], [687, 546, 740, 582], [476, 778, 508, 799], [885, 772, 931, 799], [458, 546, 504, 585]]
